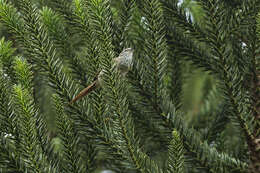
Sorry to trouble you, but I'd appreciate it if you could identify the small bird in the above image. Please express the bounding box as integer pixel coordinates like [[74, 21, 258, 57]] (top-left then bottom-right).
[[70, 48, 134, 104]]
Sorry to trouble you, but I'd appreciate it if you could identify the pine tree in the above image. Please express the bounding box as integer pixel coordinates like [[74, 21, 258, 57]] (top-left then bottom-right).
[[0, 0, 259, 172]]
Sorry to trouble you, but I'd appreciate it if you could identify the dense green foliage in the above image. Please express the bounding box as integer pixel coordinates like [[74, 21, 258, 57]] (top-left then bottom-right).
[[0, 0, 259, 172]]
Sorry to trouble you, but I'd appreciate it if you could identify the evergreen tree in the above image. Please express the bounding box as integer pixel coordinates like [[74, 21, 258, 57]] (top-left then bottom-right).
[[0, 0, 259, 172]]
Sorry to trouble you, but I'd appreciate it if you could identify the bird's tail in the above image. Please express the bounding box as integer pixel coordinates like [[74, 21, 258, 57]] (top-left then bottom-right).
[[69, 81, 97, 104]]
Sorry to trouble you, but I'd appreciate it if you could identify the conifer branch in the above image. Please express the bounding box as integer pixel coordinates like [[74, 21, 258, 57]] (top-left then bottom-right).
[[164, 38, 182, 109], [88, 1, 162, 172], [40, 6, 87, 86], [71, 0, 100, 81], [162, 0, 208, 44], [0, 2, 139, 171], [13, 58, 59, 169], [128, 68, 247, 171], [166, 27, 220, 74], [0, 133, 26, 172], [53, 94, 85, 173], [0, 73, 16, 136], [197, 0, 256, 158], [51, 0, 73, 23], [12, 85, 49, 172], [0, 0, 258, 172], [116, 0, 136, 50], [205, 104, 230, 143], [0, 73, 24, 172], [0, 38, 16, 82], [164, 112, 248, 172], [141, 0, 167, 107], [13, 57, 58, 172], [167, 130, 184, 173], [0, 0, 28, 52]]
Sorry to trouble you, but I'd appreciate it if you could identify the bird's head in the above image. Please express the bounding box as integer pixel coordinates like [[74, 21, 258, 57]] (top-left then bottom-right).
[[119, 48, 134, 60]]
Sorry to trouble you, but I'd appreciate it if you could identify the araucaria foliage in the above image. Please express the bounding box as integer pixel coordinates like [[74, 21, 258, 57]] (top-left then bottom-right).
[[0, 0, 259, 172]]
